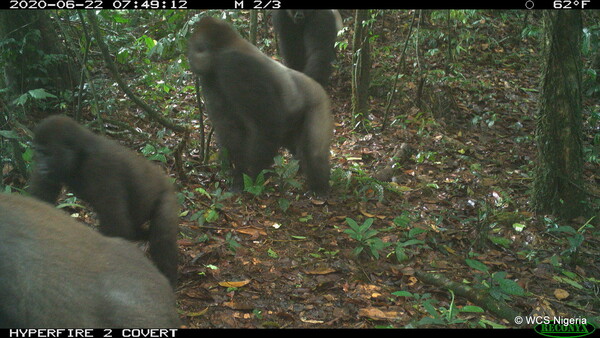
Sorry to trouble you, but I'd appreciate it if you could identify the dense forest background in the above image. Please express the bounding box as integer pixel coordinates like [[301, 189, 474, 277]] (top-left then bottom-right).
[[0, 9, 599, 328]]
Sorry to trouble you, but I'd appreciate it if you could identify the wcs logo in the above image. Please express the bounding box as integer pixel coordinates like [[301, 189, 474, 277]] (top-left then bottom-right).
[[534, 323, 596, 338]]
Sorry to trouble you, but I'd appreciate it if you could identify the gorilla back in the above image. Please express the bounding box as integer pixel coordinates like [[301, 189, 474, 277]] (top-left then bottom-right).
[[188, 17, 333, 196], [0, 193, 180, 328]]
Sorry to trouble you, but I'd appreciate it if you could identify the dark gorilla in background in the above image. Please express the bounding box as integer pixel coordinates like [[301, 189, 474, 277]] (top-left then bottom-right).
[[0, 193, 180, 328], [28, 115, 178, 287], [272, 10, 342, 87], [187, 17, 333, 196]]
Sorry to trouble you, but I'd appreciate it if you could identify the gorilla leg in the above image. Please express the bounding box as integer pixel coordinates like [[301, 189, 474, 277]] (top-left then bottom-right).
[[302, 11, 339, 87], [28, 173, 62, 204], [272, 11, 306, 72], [149, 193, 179, 287], [303, 149, 331, 196], [75, 178, 140, 240], [215, 124, 251, 191], [221, 125, 281, 190], [297, 101, 333, 196], [303, 49, 335, 88], [244, 125, 282, 179]]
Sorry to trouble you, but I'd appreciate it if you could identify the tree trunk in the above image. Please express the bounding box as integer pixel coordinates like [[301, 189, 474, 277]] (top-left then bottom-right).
[[533, 11, 586, 219], [351, 10, 371, 130], [249, 10, 258, 46]]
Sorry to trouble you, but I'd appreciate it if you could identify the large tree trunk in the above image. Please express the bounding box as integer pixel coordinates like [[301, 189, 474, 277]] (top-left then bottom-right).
[[533, 11, 586, 219]]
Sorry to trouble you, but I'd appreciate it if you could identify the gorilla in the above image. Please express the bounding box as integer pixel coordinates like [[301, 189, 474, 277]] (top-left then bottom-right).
[[187, 16, 333, 196], [28, 115, 179, 287], [0, 193, 180, 328], [272, 10, 342, 87]]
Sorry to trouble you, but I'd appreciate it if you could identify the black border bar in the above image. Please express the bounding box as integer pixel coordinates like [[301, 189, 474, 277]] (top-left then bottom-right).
[[3, 0, 600, 10]]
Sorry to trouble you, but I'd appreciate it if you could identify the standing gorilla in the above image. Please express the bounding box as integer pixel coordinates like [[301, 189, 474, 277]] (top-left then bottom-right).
[[28, 115, 179, 287], [272, 10, 342, 87], [0, 193, 180, 328], [188, 17, 333, 196]]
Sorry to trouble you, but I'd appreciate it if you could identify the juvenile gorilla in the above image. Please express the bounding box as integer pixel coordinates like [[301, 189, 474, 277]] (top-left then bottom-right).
[[272, 10, 342, 87], [0, 193, 180, 328], [188, 17, 333, 196], [28, 115, 178, 287]]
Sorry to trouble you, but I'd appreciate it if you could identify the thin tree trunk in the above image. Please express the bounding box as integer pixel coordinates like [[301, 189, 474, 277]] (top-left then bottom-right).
[[351, 10, 371, 130], [249, 10, 258, 46]]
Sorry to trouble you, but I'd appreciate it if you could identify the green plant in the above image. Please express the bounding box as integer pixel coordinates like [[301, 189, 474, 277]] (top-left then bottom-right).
[[267, 248, 278, 259], [225, 232, 241, 253], [471, 111, 498, 128], [394, 234, 427, 262], [414, 150, 438, 164], [390, 211, 428, 262], [243, 171, 268, 197], [271, 155, 302, 193], [141, 143, 172, 163], [329, 167, 353, 196], [190, 185, 234, 226], [344, 217, 390, 259], [395, 290, 495, 328], [347, 164, 385, 202], [545, 216, 596, 267], [277, 198, 291, 213], [466, 258, 525, 301], [309, 247, 339, 259]]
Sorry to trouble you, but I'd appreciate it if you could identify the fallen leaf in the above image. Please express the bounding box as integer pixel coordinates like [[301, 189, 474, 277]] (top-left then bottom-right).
[[185, 307, 209, 317], [358, 307, 401, 321], [304, 267, 336, 275], [311, 199, 326, 206], [184, 288, 212, 300], [237, 227, 266, 238], [218, 279, 251, 288], [359, 209, 376, 218], [300, 317, 324, 324], [177, 239, 195, 246], [554, 288, 569, 300], [223, 301, 254, 311]]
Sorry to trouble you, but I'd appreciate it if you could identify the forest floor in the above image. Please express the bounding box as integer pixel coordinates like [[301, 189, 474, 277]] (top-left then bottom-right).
[[170, 12, 600, 328]]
